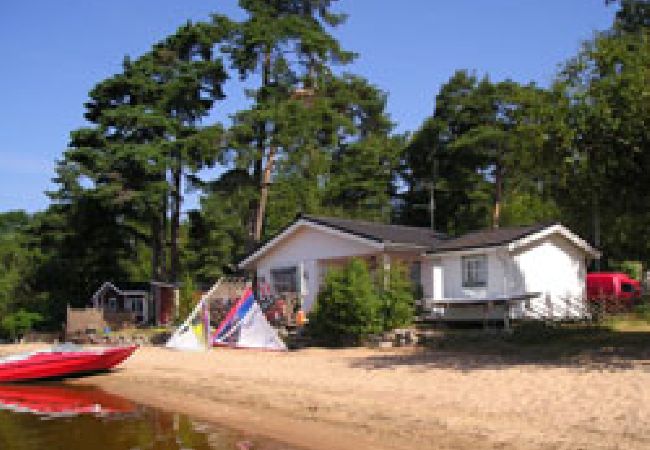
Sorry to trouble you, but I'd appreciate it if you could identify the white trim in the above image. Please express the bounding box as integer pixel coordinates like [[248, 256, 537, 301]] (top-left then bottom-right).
[[427, 246, 502, 259], [507, 224, 600, 259], [91, 282, 123, 305], [238, 219, 385, 268]]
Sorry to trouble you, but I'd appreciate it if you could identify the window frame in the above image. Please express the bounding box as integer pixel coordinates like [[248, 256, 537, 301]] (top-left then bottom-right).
[[462, 254, 488, 288], [270, 266, 299, 293]]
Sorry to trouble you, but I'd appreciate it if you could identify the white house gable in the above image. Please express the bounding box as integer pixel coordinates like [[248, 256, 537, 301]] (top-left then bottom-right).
[[512, 234, 588, 318], [253, 223, 383, 312], [257, 223, 380, 268]]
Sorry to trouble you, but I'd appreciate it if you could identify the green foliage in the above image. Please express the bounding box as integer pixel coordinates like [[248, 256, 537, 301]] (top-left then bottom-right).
[[633, 301, 650, 322], [1, 310, 43, 340], [398, 71, 560, 234], [308, 259, 415, 346], [308, 258, 382, 346], [610, 0, 650, 33], [378, 262, 414, 331], [0, 211, 47, 324], [177, 274, 197, 323], [185, 169, 257, 282], [608, 260, 643, 280], [554, 25, 650, 262]]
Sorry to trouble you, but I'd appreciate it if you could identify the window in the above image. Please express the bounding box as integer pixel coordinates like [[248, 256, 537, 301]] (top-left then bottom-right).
[[621, 283, 634, 293], [409, 261, 422, 286], [271, 267, 298, 293], [462, 255, 487, 288], [410, 261, 423, 298], [130, 297, 143, 312]]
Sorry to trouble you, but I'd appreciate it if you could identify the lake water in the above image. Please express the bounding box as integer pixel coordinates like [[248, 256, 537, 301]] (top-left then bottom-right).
[[0, 383, 299, 450]]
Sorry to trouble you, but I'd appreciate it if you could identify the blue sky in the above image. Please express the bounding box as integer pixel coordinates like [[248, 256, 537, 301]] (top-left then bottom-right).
[[0, 1, 616, 213]]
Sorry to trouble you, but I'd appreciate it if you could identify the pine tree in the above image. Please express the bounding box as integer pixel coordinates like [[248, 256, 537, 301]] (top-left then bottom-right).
[[53, 21, 230, 284], [222, 0, 355, 244], [400, 71, 559, 234]]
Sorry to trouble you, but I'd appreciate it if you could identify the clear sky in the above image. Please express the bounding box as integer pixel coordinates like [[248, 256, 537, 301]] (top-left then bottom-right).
[[0, 1, 616, 213]]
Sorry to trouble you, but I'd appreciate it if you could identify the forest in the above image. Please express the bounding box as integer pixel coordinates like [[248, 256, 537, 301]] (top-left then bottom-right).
[[0, 0, 649, 332]]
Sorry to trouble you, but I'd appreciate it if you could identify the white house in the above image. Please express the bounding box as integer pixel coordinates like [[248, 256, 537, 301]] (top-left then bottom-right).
[[239, 215, 600, 323]]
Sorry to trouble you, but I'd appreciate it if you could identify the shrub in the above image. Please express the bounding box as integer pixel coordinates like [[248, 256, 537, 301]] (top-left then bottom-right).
[[308, 258, 415, 346], [308, 258, 382, 346], [633, 301, 650, 323], [378, 262, 414, 331], [1, 309, 43, 340]]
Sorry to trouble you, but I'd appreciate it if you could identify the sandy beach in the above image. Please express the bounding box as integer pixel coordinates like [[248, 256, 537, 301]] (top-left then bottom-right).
[[2, 344, 650, 450]]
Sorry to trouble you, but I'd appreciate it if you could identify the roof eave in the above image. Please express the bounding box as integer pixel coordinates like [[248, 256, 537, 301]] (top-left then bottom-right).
[[507, 223, 600, 259], [238, 218, 386, 269]]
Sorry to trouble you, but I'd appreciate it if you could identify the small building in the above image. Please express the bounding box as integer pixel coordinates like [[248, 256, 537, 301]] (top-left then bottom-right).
[[90, 281, 151, 325], [150, 281, 179, 326], [238, 215, 600, 322], [89, 281, 180, 326]]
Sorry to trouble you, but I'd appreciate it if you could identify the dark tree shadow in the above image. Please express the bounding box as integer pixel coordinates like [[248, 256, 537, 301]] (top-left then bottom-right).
[[349, 324, 650, 372]]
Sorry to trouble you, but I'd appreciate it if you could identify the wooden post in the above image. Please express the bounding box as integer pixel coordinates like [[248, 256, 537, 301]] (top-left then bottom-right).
[[483, 302, 490, 330], [382, 253, 391, 289], [503, 301, 511, 334]]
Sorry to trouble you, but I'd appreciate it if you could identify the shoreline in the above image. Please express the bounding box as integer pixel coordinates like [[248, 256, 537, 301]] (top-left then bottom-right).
[[3, 345, 650, 449]]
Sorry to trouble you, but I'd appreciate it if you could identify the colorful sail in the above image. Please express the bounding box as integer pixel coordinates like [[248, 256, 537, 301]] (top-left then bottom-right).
[[211, 288, 286, 351], [166, 294, 210, 351]]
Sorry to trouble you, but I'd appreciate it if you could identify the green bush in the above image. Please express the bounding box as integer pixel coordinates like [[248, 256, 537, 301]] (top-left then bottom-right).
[[308, 258, 383, 346], [1, 309, 43, 340], [308, 258, 414, 346], [378, 262, 414, 331], [633, 301, 650, 322]]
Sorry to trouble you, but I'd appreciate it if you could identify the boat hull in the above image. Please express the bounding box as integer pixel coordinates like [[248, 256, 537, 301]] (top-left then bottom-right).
[[0, 346, 137, 383]]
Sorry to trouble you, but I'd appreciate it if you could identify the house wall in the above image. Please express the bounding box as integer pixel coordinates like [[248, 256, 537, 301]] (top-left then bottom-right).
[[255, 225, 381, 312], [441, 248, 507, 299], [427, 234, 589, 320], [513, 235, 588, 319], [253, 224, 426, 313]]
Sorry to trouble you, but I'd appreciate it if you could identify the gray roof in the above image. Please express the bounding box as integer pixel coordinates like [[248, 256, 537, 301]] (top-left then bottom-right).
[[240, 215, 568, 266], [301, 216, 555, 253], [433, 223, 557, 253], [300, 215, 447, 249]]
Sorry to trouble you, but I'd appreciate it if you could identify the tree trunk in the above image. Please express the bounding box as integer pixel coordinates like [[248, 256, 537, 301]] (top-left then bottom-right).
[[251, 47, 273, 243], [170, 159, 182, 282], [151, 217, 161, 281], [593, 192, 601, 271], [492, 163, 502, 229], [254, 144, 277, 242], [160, 188, 168, 281]]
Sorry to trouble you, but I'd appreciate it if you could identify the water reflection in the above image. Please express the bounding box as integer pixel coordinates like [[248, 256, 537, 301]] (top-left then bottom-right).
[[0, 384, 137, 417], [0, 383, 299, 450]]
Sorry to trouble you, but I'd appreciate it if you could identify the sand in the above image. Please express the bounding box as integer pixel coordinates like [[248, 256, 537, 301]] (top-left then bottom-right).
[[3, 344, 650, 450]]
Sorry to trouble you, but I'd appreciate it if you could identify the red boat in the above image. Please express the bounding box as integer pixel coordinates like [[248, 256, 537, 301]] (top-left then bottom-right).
[[0, 345, 137, 383], [0, 384, 137, 416]]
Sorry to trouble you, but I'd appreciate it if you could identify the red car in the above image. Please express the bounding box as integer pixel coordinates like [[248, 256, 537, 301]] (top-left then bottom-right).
[[586, 272, 642, 311]]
